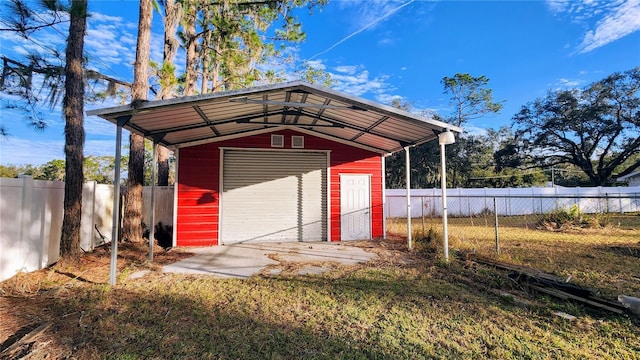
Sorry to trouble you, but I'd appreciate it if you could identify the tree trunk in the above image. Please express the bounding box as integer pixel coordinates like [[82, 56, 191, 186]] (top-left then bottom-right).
[[159, 0, 180, 101], [60, 0, 87, 260], [155, 0, 180, 187], [184, 2, 198, 96], [200, 9, 211, 95], [123, 0, 152, 243], [157, 146, 170, 186]]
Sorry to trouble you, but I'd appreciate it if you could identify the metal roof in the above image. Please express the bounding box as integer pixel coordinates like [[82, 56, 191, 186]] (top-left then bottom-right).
[[86, 81, 462, 154]]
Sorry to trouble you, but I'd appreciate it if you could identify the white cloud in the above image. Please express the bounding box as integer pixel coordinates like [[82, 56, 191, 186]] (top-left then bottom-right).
[[460, 125, 487, 138], [546, 76, 588, 91], [149, 31, 165, 66], [577, 0, 640, 53], [84, 115, 120, 136], [309, 0, 414, 60], [377, 37, 394, 46], [327, 64, 397, 103], [545, 0, 570, 14], [334, 65, 358, 75], [89, 12, 125, 24], [339, 0, 413, 30], [375, 93, 404, 105], [557, 78, 583, 87], [304, 59, 326, 70], [546, 0, 640, 53], [83, 11, 141, 80]]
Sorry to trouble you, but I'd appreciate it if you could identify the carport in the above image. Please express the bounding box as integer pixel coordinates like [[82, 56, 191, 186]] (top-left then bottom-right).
[[87, 81, 462, 284]]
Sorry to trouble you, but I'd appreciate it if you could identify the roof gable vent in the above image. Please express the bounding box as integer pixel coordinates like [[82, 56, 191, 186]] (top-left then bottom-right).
[[271, 134, 284, 148], [291, 135, 304, 148]]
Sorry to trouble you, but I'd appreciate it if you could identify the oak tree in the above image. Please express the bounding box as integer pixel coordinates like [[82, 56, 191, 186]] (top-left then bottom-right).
[[511, 68, 640, 186]]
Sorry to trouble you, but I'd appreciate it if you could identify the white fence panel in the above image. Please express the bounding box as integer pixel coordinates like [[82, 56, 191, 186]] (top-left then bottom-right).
[[80, 182, 115, 250], [1, 178, 175, 282], [386, 186, 640, 218], [0, 177, 65, 282]]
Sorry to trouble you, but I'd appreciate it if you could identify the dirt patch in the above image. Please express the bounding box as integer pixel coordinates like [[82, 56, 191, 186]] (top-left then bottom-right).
[[1, 243, 194, 294], [0, 243, 194, 358]]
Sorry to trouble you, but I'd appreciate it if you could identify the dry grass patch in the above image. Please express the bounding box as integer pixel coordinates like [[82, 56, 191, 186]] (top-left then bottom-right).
[[388, 215, 640, 298], [1, 239, 639, 359]]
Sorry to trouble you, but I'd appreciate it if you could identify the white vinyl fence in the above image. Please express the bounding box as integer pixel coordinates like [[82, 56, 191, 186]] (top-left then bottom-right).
[[0, 176, 173, 282], [385, 186, 640, 218]]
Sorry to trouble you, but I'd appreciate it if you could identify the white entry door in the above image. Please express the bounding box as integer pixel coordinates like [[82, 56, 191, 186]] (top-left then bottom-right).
[[340, 174, 371, 240]]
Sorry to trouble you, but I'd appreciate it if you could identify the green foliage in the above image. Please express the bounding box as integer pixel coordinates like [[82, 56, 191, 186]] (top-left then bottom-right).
[[174, 0, 327, 94], [0, 151, 176, 185], [299, 62, 332, 87], [150, 60, 179, 94], [0, 164, 42, 178], [544, 204, 582, 226], [0, 1, 131, 136], [413, 226, 441, 254], [41, 159, 65, 181], [84, 155, 123, 184], [386, 126, 546, 189], [510, 67, 640, 186], [441, 73, 504, 126], [385, 73, 512, 189]]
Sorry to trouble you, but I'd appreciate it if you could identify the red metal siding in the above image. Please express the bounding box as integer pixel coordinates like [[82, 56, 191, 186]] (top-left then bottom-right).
[[176, 129, 383, 246], [330, 150, 383, 242]]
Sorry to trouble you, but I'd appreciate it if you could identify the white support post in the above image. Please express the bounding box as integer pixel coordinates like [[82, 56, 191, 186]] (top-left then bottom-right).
[[438, 129, 455, 263], [404, 146, 412, 250], [172, 148, 179, 248], [382, 155, 387, 239], [110, 118, 127, 285], [440, 142, 449, 262], [149, 141, 158, 261]]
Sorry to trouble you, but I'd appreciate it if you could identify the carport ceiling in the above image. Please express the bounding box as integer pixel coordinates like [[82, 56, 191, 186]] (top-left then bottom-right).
[[86, 81, 462, 154]]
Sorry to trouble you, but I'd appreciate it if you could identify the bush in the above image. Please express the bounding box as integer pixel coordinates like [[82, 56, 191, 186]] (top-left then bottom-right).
[[539, 204, 583, 229], [414, 226, 441, 253], [551, 204, 581, 222]]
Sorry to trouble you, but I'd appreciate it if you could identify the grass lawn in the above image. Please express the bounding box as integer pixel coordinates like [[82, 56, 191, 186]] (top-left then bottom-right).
[[1, 230, 639, 359], [387, 213, 640, 298]]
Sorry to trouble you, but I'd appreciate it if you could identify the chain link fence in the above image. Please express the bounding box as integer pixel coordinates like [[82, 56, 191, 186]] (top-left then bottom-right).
[[385, 190, 640, 254]]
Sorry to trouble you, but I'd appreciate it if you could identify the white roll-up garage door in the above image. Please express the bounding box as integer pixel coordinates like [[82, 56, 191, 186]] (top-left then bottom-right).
[[220, 149, 327, 244]]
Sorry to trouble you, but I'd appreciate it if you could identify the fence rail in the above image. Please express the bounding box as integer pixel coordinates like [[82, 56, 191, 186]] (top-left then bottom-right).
[[385, 187, 640, 258], [385, 187, 640, 218]]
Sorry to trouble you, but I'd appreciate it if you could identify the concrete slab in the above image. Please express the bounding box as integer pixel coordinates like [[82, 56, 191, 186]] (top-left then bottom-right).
[[163, 242, 376, 278], [129, 270, 151, 280]]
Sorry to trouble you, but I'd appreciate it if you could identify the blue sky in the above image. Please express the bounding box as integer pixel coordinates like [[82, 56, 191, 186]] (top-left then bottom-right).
[[1, 0, 639, 165]]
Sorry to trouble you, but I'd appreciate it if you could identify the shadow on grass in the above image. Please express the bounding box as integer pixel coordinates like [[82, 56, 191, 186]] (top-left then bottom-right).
[[2, 261, 638, 359], [596, 245, 640, 258], [0, 266, 516, 359], [0, 278, 440, 358]]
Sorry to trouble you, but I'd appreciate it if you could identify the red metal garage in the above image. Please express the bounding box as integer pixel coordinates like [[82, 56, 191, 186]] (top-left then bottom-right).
[[88, 81, 461, 248], [178, 129, 384, 246]]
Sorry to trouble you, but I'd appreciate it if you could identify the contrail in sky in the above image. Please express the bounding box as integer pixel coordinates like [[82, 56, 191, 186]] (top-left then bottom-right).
[[308, 0, 416, 60]]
